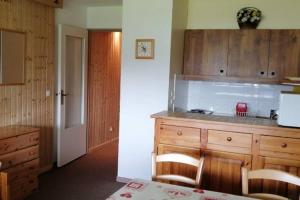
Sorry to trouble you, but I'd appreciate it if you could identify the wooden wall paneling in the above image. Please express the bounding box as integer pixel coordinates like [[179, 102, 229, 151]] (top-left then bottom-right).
[[0, 0, 55, 170], [87, 32, 121, 151]]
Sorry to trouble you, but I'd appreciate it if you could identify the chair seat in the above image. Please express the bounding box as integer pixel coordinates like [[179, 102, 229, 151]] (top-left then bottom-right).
[[247, 193, 289, 200], [155, 174, 197, 186]]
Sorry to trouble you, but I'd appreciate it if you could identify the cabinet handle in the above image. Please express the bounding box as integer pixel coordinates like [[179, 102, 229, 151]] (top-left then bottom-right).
[[271, 71, 276, 76], [281, 143, 287, 148], [177, 131, 183, 136], [219, 69, 225, 75], [227, 137, 232, 142], [260, 71, 265, 75]]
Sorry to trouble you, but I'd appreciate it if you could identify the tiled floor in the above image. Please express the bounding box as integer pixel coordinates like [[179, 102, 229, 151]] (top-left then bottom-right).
[[27, 141, 124, 200]]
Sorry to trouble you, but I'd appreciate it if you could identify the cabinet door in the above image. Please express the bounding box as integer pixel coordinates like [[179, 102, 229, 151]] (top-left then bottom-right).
[[202, 150, 251, 195], [251, 156, 300, 200], [269, 30, 300, 80], [183, 30, 229, 76], [156, 144, 201, 187], [228, 30, 270, 78]]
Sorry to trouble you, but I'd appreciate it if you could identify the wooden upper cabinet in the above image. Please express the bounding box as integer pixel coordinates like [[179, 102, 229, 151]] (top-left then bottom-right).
[[31, 0, 63, 8], [227, 30, 270, 78], [269, 30, 300, 80], [183, 30, 229, 76]]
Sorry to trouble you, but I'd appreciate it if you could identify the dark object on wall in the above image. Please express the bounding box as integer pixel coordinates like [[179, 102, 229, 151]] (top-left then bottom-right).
[[237, 7, 262, 29]]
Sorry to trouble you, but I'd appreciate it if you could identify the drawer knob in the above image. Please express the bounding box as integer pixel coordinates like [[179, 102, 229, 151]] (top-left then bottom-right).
[[281, 143, 287, 148], [227, 137, 232, 142], [177, 131, 183, 136]]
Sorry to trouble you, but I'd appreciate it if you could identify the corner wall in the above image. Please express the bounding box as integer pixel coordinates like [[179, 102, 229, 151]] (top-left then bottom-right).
[[87, 6, 122, 29], [55, 0, 87, 28], [118, 0, 173, 180], [168, 0, 189, 111]]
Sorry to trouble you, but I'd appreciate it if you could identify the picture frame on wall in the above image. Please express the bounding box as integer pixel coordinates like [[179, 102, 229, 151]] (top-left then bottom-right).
[[135, 39, 155, 59]]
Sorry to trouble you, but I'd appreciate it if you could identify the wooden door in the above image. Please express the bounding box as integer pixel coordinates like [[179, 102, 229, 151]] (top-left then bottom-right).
[[250, 156, 300, 200], [269, 30, 300, 80], [227, 30, 270, 78], [202, 150, 252, 195], [183, 30, 229, 76], [156, 144, 201, 187], [87, 32, 121, 151]]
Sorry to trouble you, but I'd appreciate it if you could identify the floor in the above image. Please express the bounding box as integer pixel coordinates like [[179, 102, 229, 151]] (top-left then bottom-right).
[[27, 141, 125, 200]]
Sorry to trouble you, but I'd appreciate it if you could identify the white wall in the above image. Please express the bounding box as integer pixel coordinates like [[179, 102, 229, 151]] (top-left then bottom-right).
[[87, 6, 122, 29], [168, 0, 189, 111], [188, 0, 300, 29], [118, 0, 173, 180], [55, 0, 87, 28]]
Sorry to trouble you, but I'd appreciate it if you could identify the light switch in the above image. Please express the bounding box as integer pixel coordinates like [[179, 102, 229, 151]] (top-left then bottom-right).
[[46, 90, 51, 97]]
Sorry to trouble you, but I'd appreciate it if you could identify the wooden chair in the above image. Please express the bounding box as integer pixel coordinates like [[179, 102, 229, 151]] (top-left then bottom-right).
[[241, 167, 300, 200], [151, 152, 205, 187]]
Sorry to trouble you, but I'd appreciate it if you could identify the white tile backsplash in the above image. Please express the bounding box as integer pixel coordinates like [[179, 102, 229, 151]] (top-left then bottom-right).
[[184, 81, 293, 117], [173, 75, 188, 112]]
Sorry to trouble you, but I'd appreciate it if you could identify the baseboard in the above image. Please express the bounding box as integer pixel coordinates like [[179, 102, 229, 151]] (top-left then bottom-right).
[[88, 138, 119, 153], [116, 176, 132, 184]]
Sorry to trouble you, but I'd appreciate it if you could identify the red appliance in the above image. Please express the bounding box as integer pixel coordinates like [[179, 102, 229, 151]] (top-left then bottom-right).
[[236, 102, 248, 117]]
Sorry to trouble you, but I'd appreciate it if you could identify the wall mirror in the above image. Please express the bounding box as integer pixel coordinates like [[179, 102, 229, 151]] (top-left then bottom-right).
[[0, 29, 26, 85]]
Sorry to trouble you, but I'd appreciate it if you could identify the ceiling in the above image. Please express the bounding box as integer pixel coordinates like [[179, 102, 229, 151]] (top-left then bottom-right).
[[70, 0, 122, 7]]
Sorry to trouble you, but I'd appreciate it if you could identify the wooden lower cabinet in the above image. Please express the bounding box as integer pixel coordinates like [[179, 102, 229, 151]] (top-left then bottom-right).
[[250, 156, 300, 199], [0, 126, 40, 200], [156, 145, 252, 194], [202, 150, 251, 195], [156, 144, 201, 187], [153, 113, 300, 198]]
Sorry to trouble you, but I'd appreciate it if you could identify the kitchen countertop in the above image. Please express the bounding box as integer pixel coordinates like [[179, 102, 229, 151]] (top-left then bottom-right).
[[151, 111, 300, 133]]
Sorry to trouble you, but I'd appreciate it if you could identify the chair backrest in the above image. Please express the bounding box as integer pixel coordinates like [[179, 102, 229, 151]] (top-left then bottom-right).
[[152, 152, 205, 187], [241, 167, 300, 200]]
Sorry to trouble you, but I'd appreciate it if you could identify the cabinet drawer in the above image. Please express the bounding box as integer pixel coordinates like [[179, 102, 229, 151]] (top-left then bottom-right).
[[0, 159, 39, 199], [207, 130, 252, 154], [1, 172, 38, 200], [0, 146, 39, 170], [0, 132, 39, 156], [260, 136, 300, 155], [159, 125, 200, 148], [1, 159, 39, 184]]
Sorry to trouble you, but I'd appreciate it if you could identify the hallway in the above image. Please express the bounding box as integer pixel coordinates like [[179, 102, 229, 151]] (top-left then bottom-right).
[[27, 142, 124, 200]]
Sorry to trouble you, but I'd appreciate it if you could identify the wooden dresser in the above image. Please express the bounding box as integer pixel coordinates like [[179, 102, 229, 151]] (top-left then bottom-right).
[[0, 126, 40, 200], [152, 111, 300, 199]]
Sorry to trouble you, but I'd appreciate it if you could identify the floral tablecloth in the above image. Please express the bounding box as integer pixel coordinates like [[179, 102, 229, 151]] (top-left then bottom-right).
[[106, 179, 257, 200]]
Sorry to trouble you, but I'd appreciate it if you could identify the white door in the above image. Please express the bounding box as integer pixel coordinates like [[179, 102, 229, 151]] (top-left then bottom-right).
[[56, 24, 88, 167]]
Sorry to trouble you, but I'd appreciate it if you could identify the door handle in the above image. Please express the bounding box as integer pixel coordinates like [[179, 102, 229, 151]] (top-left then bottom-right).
[[61, 89, 69, 105]]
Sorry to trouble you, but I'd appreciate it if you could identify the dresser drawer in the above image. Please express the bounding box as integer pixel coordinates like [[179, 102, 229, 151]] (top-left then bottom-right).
[[206, 130, 252, 154], [1, 159, 39, 184], [159, 125, 201, 148], [0, 131, 39, 156], [1, 172, 38, 200], [0, 146, 39, 170], [260, 136, 300, 155]]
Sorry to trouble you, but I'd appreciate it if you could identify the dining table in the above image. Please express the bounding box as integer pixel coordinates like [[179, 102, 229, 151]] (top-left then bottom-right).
[[106, 179, 258, 200]]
